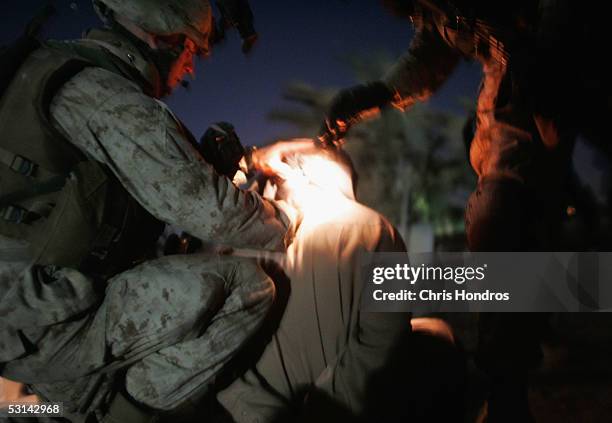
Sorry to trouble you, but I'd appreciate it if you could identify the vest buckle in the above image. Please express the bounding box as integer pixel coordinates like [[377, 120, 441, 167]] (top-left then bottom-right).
[[10, 155, 37, 177], [1, 205, 27, 223]]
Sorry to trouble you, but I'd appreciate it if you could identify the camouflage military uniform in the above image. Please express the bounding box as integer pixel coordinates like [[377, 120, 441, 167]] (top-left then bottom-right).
[[383, 0, 575, 250], [0, 28, 292, 421], [382, 0, 578, 407]]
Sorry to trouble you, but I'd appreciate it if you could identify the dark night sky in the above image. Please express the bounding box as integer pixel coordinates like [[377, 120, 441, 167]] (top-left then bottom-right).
[[1, 0, 482, 146]]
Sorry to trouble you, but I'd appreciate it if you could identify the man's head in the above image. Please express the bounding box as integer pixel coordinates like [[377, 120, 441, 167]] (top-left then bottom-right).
[[94, 0, 213, 92], [94, 0, 213, 53], [255, 140, 358, 203], [282, 147, 358, 201]]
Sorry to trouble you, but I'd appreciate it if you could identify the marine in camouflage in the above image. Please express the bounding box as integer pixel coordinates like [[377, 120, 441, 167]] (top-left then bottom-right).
[[1, 2, 291, 420]]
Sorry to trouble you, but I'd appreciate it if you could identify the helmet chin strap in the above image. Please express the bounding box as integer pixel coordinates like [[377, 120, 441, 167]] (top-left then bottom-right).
[[109, 19, 182, 96]]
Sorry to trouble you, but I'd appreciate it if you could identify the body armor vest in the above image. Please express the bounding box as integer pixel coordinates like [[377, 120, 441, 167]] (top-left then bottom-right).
[[0, 39, 164, 279]]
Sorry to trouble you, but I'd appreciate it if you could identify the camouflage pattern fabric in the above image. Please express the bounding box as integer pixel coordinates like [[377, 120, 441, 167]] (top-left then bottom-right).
[[1, 255, 274, 420], [1, 30, 290, 420], [381, 0, 575, 247], [381, 0, 575, 380], [49, 63, 290, 252]]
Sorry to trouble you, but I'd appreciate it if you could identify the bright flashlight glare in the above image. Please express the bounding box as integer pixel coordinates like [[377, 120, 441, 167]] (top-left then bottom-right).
[[238, 141, 362, 271], [264, 148, 357, 228], [232, 170, 247, 186]]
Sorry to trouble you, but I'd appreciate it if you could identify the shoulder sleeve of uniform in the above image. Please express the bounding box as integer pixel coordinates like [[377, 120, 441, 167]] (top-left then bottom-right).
[[50, 68, 290, 250], [49, 67, 145, 161], [383, 27, 462, 110]]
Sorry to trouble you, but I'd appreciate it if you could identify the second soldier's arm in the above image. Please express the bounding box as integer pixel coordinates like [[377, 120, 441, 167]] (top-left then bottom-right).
[[320, 18, 462, 143], [383, 22, 462, 110], [50, 67, 292, 251]]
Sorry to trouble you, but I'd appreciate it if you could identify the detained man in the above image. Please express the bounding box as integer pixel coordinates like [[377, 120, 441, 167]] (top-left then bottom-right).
[[217, 140, 466, 422]]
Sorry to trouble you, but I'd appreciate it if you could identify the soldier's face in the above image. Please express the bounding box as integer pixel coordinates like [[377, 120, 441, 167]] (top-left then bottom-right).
[[167, 38, 198, 91]]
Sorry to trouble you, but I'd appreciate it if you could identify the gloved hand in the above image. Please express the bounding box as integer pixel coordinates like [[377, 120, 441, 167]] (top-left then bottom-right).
[[199, 122, 246, 178], [319, 81, 395, 146]]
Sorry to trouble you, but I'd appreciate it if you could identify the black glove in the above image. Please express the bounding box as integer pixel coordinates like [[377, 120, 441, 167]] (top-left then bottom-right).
[[319, 81, 394, 146], [199, 122, 246, 177]]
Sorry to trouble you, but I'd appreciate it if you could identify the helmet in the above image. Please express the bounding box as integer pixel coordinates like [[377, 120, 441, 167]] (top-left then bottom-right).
[[93, 0, 213, 51]]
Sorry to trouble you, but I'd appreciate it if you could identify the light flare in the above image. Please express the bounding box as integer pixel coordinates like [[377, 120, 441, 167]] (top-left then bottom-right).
[[244, 139, 364, 270], [263, 148, 358, 230]]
